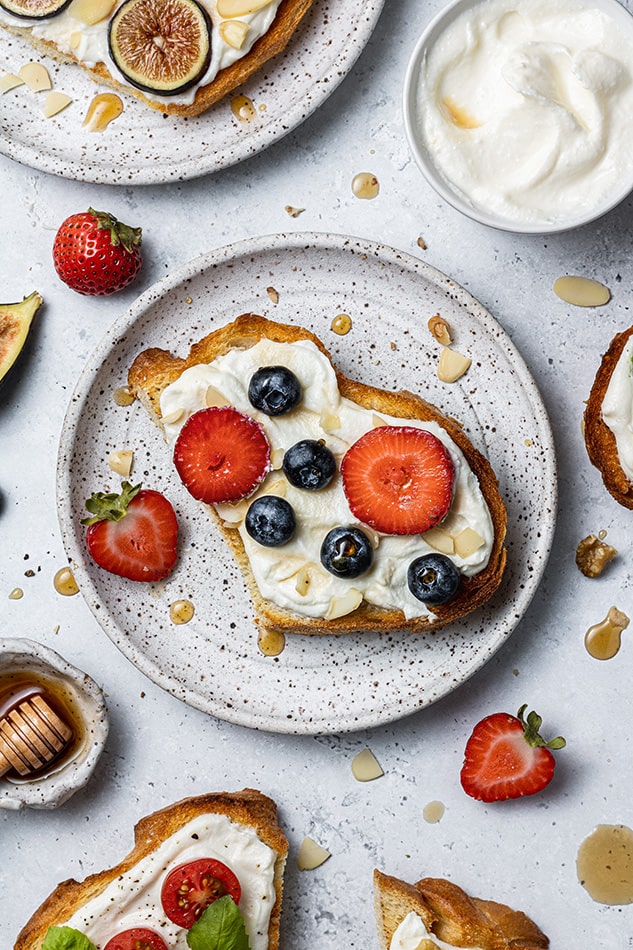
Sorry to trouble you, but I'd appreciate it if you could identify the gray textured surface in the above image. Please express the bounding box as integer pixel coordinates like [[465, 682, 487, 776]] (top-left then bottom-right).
[[1, 0, 632, 947]]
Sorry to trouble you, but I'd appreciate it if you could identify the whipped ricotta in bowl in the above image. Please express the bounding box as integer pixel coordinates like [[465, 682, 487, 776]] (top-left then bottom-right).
[[403, 0, 633, 232], [600, 333, 633, 480], [159, 338, 495, 622]]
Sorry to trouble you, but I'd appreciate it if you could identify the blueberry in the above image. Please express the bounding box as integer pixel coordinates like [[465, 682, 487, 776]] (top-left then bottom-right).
[[245, 495, 296, 547], [282, 439, 336, 491], [248, 365, 301, 416], [407, 553, 460, 605], [320, 525, 373, 578]]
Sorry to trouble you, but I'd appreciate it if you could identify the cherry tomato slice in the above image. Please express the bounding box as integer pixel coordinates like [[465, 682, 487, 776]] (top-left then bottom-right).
[[103, 928, 168, 950], [161, 857, 241, 928]]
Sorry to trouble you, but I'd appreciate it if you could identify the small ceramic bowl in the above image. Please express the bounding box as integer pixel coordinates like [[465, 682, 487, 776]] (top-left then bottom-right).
[[0, 638, 108, 810], [403, 0, 633, 234]]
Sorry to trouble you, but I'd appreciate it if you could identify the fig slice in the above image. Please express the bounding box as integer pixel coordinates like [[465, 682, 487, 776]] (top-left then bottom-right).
[[0, 0, 72, 19], [0, 291, 43, 385], [108, 0, 212, 96]]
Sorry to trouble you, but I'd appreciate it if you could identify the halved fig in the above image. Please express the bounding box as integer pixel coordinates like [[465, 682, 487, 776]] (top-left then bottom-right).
[[0, 0, 72, 18], [0, 291, 43, 385], [108, 0, 212, 96]]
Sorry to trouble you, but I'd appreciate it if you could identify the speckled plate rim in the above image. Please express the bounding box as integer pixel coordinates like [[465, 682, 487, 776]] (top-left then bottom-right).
[[56, 231, 557, 734], [0, 0, 385, 185]]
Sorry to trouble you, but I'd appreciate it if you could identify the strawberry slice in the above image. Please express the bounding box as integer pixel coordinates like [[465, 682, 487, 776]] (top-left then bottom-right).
[[460, 705, 566, 802], [173, 406, 270, 504], [340, 425, 454, 535], [82, 481, 178, 582]]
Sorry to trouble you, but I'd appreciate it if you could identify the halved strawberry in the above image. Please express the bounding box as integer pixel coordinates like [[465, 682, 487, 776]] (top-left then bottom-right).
[[460, 705, 566, 803], [82, 481, 178, 582], [340, 425, 454, 535], [173, 406, 270, 504]]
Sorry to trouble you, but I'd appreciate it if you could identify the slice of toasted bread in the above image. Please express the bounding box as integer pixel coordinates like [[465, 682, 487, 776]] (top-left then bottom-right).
[[374, 869, 549, 950], [1, 0, 312, 118], [14, 788, 288, 950], [128, 314, 507, 636], [584, 325, 633, 508]]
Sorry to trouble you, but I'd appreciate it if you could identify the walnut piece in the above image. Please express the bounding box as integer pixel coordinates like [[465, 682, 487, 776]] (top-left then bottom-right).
[[576, 534, 617, 578]]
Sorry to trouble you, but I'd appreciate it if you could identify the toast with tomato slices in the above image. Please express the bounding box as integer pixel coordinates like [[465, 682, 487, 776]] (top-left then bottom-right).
[[0, 0, 312, 118], [14, 789, 288, 950], [127, 314, 507, 637], [374, 869, 549, 949]]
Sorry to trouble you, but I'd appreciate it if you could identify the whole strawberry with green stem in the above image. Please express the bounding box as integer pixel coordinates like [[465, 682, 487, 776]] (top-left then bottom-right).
[[460, 704, 566, 802], [53, 208, 142, 296]]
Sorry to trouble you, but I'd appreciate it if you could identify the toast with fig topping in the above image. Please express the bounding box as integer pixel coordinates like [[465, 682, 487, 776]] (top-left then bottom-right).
[[128, 314, 507, 636]]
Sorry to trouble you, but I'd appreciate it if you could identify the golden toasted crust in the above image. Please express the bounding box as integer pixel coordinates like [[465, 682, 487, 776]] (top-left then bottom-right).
[[14, 789, 288, 950], [128, 314, 507, 636], [584, 325, 633, 508], [373, 870, 549, 950], [1, 0, 312, 118]]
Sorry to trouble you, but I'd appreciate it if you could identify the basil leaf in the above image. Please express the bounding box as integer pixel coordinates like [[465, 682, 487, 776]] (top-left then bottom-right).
[[41, 926, 96, 950], [186, 896, 250, 950]]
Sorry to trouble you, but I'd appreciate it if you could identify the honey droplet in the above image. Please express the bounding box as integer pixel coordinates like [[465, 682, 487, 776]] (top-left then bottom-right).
[[231, 94, 256, 122], [8, 588, 23, 600], [423, 801, 445, 824], [53, 566, 79, 597], [577, 824, 633, 904], [83, 93, 124, 132], [257, 629, 285, 656], [331, 313, 352, 335], [585, 606, 629, 660], [113, 385, 136, 407], [352, 172, 380, 200], [169, 600, 195, 625]]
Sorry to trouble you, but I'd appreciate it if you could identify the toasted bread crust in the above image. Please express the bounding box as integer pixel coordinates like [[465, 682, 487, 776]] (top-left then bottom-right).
[[584, 325, 633, 508], [128, 314, 507, 635], [1, 0, 312, 117], [373, 869, 549, 950], [14, 789, 288, 950]]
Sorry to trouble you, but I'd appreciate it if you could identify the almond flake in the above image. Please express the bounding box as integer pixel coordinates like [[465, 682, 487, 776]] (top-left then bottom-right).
[[284, 205, 305, 218], [422, 526, 455, 555], [19, 62, 52, 92], [42, 91, 72, 118], [297, 837, 331, 871], [0, 73, 24, 94], [108, 450, 133, 477], [295, 566, 311, 596], [319, 408, 340, 432], [437, 346, 471, 383], [553, 275, 610, 307], [219, 18, 249, 49], [266, 286, 279, 304], [351, 748, 384, 782], [454, 527, 484, 557], [69, 0, 117, 23], [205, 385, 229, 408], [325, 587, 362, 619]]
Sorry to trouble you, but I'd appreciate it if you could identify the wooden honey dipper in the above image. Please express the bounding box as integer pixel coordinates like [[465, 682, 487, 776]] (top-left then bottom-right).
[[0, 693, 72, 778]]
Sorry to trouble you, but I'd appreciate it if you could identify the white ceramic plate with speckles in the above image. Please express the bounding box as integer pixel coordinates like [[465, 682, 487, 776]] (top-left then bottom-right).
[[57, 232, 556, 735], [0, 1, 384, 185]]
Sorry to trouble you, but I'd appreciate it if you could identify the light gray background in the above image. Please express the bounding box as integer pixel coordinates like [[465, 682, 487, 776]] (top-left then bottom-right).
[[1, 1, 632, 947]]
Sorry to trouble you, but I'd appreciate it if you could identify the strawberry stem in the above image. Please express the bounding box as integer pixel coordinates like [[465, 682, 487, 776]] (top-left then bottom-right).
[[517, 704, 566, 751], [88, 207, 142, 255], [82, 481, 141, 525]]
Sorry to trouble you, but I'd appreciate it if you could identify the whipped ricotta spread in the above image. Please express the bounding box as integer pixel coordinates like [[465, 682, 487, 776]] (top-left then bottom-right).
[[0, 0, 282, 107], [160, 338, 495, 622], [62, 812, 277, 950], [390, 911, 482, 950], [600, 334, 633, 480], [414, 0, 633, 226]]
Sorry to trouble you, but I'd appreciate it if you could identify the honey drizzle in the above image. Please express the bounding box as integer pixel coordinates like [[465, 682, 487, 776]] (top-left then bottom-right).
[[83, 93, 124, 132], [257, 629, 286, 657], [231, 94, 256, 122]]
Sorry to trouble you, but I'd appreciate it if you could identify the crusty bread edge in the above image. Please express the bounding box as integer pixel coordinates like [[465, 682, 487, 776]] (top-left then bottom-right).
[[583, 324, 633, 508], [14, 788, 288, 950], [128, 313, 508, 636], [1, 0, 312, 118]]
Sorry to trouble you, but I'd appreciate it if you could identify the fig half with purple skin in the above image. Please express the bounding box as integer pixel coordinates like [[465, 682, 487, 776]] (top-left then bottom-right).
[[108, 0, 212, 96], [0, 0, 71, 18]]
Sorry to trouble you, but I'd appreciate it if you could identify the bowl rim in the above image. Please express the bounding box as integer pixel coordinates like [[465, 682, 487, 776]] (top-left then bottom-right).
[[402, 0, 633, 234]]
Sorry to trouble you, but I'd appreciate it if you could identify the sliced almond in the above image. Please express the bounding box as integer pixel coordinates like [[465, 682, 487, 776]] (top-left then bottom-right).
[[319, 408, 340, 432], [19, 62, 52, 92], [553, 275, 610, 307], [218, 0, 273, 16], [271, 447, 285, 470], [297, 836, 331, 871], [162, 407, 185, 426], [437, 346, 471, 383], [69, 0, 117, 24], [325, 587, 362, 619], [219, 18, 249, 49], [0, 73, 24, 94], [265, 476, 287, 497], [108, 450, 134, 477], [372, 413, 387, 428], [351, 748, 384, 782], [219, 500, 248, 526], [205, 385, 229, 408], [422, 526, 455, 555], [284, 205, 305, 218], [428, 315, 452, 346], [454, 526, 484, 557], [295, 566, 311, 596], [266, 286, 279, 304], [42, 91, 72, 118], [69, 31, 82, 50]]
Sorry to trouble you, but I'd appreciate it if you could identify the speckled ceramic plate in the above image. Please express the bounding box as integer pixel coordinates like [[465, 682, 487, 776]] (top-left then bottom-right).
[[0, 1, 384, 185], [57, 232, 556, 734]]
